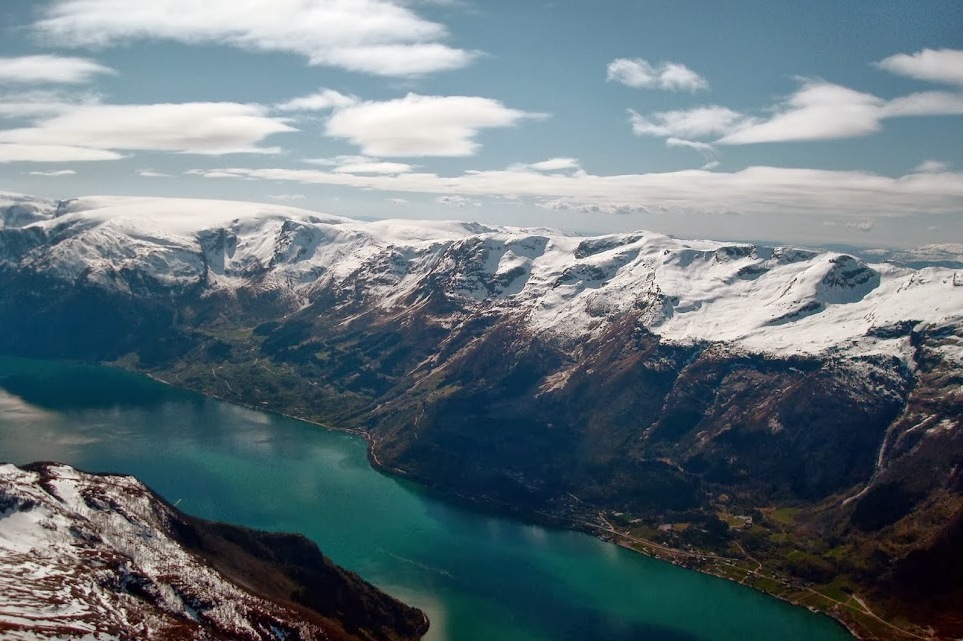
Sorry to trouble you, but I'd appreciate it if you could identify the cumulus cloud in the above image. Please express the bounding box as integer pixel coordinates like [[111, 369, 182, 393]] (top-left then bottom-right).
[[137, 168, 171, 177], [607, 58, 707, 91], [268, 193, 306, 201], [34, 0, 477, 77], [275, 89, 358, 112], [325, 93, 544, 157], [0, 143, 123, 163], [190, 164, 963, 219], [0, 102, 293, 155], [875, 49, 963, 86], [27, 168, 76, 176], [0, 55, 114, 84]]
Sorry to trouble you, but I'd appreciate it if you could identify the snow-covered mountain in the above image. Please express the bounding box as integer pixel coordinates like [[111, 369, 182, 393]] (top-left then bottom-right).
[[2, 192, 962, 639], [2, 192, 960, 364], [0, 462, 428, 641]]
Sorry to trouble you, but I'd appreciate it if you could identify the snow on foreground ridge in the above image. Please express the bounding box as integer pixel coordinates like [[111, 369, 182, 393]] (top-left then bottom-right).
[[0, 462, 333, 640], [3, 193, 962, 362]]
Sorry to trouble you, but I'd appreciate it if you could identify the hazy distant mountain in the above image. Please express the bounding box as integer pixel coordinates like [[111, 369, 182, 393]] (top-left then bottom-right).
[[816, 242, 963, 270], [2, 193, 961, 639]]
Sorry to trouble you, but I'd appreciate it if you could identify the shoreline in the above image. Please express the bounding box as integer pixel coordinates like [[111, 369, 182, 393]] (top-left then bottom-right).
[[140, 367, 905, 641]]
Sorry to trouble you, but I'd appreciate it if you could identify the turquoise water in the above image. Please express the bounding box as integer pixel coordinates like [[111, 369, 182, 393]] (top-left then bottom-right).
[[0, 356, 854, 641]]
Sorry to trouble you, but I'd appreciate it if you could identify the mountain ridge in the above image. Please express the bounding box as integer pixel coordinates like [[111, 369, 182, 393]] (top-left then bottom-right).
[[1, 192, 961, 640], [0, 461, 429, 641]]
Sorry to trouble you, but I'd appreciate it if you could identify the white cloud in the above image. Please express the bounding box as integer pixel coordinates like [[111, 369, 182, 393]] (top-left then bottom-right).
[[321, 43, 476, 77], [27, 169, 76, 176], [304, 155, 414, 174], [538, 199, 650, 215], [914, 160, 951, 173], [268, 193, 306, 201], [0, 55, 114, 84], [527, 157, 579, 171], [335, 161, 413, 174], [0, 143, 123, 163], [628, 80, 963, 148], [275, 89, 358, 112], [875, 49, 963, 86], [35, 0, 478, 77], [138, 168, 171, 177], [325, 93, 544, 157], [665, 137, 716, 154], [607, 58, 707, 91], [387, 197, 409, 205], [191, 164, 963, 218], [437, 195, 480, 207], [846, 220, 875, 232], [629, 106, 745, 139], [719, 81, 883, 144], [881, 91, 963, 117], [0, 103, 293, 155], [0, 90, 103, 118]]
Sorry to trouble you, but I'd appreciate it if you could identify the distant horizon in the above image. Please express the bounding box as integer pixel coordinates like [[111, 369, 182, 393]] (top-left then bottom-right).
[[8, 189, 963, 261], [1, 1, 961, 248]]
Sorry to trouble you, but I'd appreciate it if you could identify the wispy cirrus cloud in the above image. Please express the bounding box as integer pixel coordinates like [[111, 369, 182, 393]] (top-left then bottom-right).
[[665, 137, 717, 155], [0, 55, 114, 85], [607, 58, 707, 91], [0, 102, 294, 155], [34, 0, 478, 77], [875, 48, 963, 86], [324, 93, 545, 157]]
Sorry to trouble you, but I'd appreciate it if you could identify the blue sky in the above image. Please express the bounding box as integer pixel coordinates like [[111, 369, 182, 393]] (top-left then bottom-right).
[[1, 0, 961, 247]]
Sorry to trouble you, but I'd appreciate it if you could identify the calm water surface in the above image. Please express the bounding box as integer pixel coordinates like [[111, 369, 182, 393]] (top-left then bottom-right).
[[0, 356, 854, 641]]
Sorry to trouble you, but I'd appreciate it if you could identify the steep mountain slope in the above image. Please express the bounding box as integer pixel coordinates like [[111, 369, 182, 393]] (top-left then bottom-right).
[[0, 462, 429, 641], [1, 192, 961, 639]]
